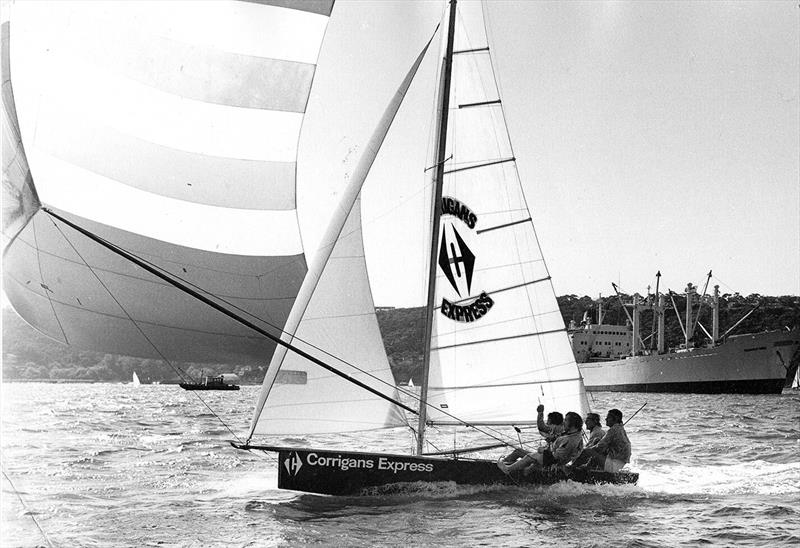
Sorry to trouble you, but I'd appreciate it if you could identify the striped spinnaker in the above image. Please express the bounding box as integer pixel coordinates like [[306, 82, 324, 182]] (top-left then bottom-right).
[[2, 1, 334, 365]]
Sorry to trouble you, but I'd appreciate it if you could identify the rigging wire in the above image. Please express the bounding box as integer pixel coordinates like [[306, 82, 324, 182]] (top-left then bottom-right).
[[1, 465, 54, 548], [44, 209, 522, 450], [47, 216, 245, 444], [30, 216, 69, 346]]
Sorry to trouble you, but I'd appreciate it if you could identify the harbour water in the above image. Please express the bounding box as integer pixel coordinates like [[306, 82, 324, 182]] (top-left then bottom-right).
[[2, 383, 798, 547]]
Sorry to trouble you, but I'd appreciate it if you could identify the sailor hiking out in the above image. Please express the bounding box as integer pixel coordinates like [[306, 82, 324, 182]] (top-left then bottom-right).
[[570, 409, 631, 473], [498, 406, 583, 474], [584, 412, 605, 448]]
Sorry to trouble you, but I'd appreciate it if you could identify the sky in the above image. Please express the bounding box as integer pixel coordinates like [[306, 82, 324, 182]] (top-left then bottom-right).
[[296, 0, 799, 306]]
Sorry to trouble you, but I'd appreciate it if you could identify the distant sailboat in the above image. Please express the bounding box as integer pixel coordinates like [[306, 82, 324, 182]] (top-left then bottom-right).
[[131, 372, 141, 386], [407, 378, 414, 388]]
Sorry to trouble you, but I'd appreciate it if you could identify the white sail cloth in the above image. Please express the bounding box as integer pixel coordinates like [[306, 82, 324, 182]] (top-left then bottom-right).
[[250, 198, 407, 435], [425, 1, 590, 424], [248, 31, 436, 437], [1, 20, 39, 250], [2, 1, 333, 364]]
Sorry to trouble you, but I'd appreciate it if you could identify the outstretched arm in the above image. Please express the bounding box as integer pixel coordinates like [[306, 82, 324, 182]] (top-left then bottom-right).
[[536, 404, 550, 436]]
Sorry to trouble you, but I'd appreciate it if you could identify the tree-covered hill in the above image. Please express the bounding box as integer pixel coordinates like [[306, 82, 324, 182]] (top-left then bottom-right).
[[3, 293, 798, 384], [1, 308, 266, 384]]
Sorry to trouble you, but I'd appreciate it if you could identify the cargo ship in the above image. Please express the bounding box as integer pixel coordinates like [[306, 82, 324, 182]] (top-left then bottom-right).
[[572, 275, 800, 394]]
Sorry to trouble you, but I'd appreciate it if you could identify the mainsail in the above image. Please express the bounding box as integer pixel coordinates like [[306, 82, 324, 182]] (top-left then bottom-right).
[[424, 1, 589, 425], [2, 1, 333, 365]]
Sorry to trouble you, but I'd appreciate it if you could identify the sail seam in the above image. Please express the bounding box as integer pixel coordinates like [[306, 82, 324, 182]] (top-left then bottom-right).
[[476, 217, 532, 234], [4, 267, 299, 302], [443, 157, 515, 174], [432, 327, 566, 351], [10, 224, 308, 280], [30, 216, 70, 345], [302, 311, 374, 321], [430, 420, 538, 426], [428, 377, 583, 390], [3, 277, 283, 339]]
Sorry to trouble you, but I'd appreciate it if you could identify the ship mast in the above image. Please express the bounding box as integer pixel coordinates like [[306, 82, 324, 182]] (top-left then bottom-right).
[[417, 0, 457, 455]]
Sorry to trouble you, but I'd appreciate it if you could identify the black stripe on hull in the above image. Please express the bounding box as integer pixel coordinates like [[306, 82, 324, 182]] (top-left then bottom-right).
[[585, 378, 785, 394], [242, 446, 638, 496]]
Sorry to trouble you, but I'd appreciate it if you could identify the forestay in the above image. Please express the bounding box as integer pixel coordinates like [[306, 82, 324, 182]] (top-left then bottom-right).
[[2, 1, 333, 365], [425, 1, 589, 424], [248, 31, 436, 437]]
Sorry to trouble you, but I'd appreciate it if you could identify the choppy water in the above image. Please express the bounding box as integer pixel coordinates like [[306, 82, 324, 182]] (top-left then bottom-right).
[[1, 383, 798, 547]]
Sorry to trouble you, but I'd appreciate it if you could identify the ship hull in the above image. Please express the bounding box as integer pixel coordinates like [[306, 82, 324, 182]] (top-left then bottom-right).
[[578, 330, 799, 394], [234, 445, 638, 496]]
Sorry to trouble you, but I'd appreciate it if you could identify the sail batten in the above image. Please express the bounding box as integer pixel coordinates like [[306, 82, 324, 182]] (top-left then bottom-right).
[[432, 328, 568, 352], [443, 157, 515, 174], [423, 0, 590, 426], [430, 376, 583, 390], [476, 217, 532, 235], [458, 99, 501, 109]]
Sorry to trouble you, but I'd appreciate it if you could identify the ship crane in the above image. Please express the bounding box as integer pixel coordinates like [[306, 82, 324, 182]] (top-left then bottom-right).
[[612, 277, 667, 356], [574, 272, 795, 394]]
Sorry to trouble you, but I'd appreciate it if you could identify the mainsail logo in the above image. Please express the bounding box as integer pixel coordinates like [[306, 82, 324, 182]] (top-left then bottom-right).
[[438, 197, 493, 322], [284, 452, 303, 476], [438, 224, 475, 297]]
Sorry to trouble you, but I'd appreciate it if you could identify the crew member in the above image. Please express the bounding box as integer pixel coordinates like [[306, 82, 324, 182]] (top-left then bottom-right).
[[571, 408, 631, 473], [499, 405, 563, 466], [584, 412, 604, 448], [498, 411, 582, 474]]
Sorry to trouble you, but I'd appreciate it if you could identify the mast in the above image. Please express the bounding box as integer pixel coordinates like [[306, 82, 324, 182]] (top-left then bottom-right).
[[597, 295, 603, 325], [417, 0, 457, 455], [631, 293, 640, 355], [685, 282, 695, 348], [656, 293, 666, 353], [712, 284, 720, 343]]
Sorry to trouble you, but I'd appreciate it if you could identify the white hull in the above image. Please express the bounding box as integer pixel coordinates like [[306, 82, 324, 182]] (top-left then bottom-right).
[[578, 330, 799, 393]]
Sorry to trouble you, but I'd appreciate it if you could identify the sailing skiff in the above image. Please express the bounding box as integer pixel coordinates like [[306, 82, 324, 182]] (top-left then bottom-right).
[[233, 0, 638, 494], [3, 0, 638, 495]]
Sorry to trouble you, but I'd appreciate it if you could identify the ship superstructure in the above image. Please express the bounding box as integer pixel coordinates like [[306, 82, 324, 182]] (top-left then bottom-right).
[[571, 273, 799, 393]]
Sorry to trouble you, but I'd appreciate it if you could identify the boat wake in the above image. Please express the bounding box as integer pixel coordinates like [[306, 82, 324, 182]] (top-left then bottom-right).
[[639, 460, 800, 496], [356, 479, 645, 500]]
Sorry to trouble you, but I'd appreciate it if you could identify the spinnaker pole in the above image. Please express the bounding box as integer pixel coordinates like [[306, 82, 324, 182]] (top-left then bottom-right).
[[417, 0, 457, 455], [42, 208, 419, 417]]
